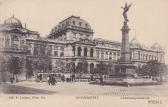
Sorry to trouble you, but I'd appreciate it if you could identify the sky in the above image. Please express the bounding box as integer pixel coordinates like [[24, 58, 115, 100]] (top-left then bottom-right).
[[0, 0, 168, 63]]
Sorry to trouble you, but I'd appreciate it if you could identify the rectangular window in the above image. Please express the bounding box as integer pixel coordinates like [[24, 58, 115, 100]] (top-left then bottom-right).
[[13, 36, 19, 41], [13, 44, 18, 50], [60, 46, 64, 51], [60, 52, 64, 57], [54, 51, 58, 56]]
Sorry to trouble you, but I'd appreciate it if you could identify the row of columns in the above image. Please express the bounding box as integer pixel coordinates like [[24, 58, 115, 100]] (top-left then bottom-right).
[[74, 46, 95, 57], [131, 51, 163, 62], [96, 51, 120, 61]]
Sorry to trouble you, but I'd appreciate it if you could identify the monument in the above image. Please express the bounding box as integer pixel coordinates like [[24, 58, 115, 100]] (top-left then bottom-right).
[[113, 3, 155, 86], [113, 3, 138, 86], [120, 3, 132, 63], [116, 3, 136, 77]]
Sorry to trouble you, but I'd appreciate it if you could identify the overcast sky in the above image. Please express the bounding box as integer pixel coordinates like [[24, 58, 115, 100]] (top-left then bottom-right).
[[0, 0, 168, 63]]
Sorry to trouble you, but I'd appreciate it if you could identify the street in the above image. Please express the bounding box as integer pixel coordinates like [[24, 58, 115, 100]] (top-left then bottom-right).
[[1, 81, 168, 97]]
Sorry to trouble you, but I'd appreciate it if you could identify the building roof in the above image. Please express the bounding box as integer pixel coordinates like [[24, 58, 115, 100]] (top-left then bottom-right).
[[130, 37, 141, 48], [0, 16, 40, 37], [4, 15, 23, 28], [151, 42, 163, 50], [94, 38, 121, 45], [49, 15, 93, 37]]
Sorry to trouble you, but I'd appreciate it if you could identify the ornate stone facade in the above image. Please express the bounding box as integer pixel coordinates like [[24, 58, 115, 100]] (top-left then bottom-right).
[[0, 16, 40, 81], [0, 15, 165, 80]]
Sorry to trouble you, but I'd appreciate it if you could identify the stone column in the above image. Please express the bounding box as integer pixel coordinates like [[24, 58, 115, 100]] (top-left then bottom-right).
[[70, 46, 73, 56], [107, 51, 109, 60], [131, 51, 134, 59], [75, 46, 78, 57], [115, 53, 118, 60], [58, 47, 61, 57], [81, 47, 84, 56], [120, 21, 131, 63], [87, 47, 90, 57], [88, 62, 91, 74], [112, 52, 114, 61], [31, 44, 34, 55]]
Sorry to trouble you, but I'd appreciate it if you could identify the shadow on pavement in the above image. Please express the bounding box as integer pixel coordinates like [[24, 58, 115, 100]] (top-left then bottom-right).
[[0, 84, 57, 94]]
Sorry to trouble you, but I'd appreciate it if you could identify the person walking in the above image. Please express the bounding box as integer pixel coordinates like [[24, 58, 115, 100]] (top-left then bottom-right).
[[10, 77, 14, 84], [47, 76, 50, 85], [100, 75, 104, 86]]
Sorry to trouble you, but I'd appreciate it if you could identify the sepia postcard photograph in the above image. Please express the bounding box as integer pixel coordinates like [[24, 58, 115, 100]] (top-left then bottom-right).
[[0, 0, 168, 107]]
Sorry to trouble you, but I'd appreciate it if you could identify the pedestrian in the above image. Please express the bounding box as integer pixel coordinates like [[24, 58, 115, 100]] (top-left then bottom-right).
[[72, 74, 75, 82], [91, 75, 93, 81], [100, 75, 104, 85], [51, 77, 56, 85], [47, 76, 50, 85], [61, 75, 65, 82], [10, 77, 14, 84]]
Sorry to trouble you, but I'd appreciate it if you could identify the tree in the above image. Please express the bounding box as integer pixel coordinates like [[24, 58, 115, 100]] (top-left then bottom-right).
[[97, 61, 108, 75], [8, 57, 23, 81], [66, 62, 75, 73], [53, 60, 66, 73], [107, 61, 115, 75], [25, 58, 33, 79], [31, 41, 52, 74], [0, 55, 8, 82], [138, 60, 167, 82]]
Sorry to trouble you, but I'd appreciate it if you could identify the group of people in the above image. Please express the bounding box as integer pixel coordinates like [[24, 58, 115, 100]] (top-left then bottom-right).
[[45, 74, 104, 86], [61, 74, 76, 82], [47, 75, 57, 85], [10, 77, 18, 83]]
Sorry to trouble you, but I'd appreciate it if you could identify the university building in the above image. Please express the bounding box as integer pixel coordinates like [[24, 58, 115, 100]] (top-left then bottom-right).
[[0, 15, 165, 80]]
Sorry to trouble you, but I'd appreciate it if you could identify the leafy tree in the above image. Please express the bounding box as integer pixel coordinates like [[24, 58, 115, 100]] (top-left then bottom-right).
[[53, 60, 66, 73], [66, 62, 75, 73], [97, 61, 108, 75], [7, 57, 23, 81], [31, 41, 52, 73], [0, 55, 8, 82], [138, 60, 167, 82], [25, 58, 33, 79], [107, 61, 115, 75]]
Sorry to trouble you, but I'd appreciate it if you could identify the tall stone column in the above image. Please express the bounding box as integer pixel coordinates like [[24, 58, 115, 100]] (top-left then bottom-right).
[[120, 22, 131, 63]]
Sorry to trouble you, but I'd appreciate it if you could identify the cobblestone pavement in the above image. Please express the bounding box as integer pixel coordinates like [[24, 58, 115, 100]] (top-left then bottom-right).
[[1, 81, 168, 96]]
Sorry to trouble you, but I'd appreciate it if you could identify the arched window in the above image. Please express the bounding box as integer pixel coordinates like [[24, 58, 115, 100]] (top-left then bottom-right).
[[78, 47, 81, 56], [13, 44, 18, 50], [90, 48, 94, 57], [84, 47, 87, 57]]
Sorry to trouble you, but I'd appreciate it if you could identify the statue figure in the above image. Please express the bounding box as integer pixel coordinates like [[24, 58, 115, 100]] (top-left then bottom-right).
[[122, 3, 132, 22]]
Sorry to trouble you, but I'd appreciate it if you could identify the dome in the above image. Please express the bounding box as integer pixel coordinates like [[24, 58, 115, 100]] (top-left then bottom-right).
[[130, 37, 141, 48], [50, 15, 93, 35], [4, 15, 22, 28], [151, 43, 162, 50]]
